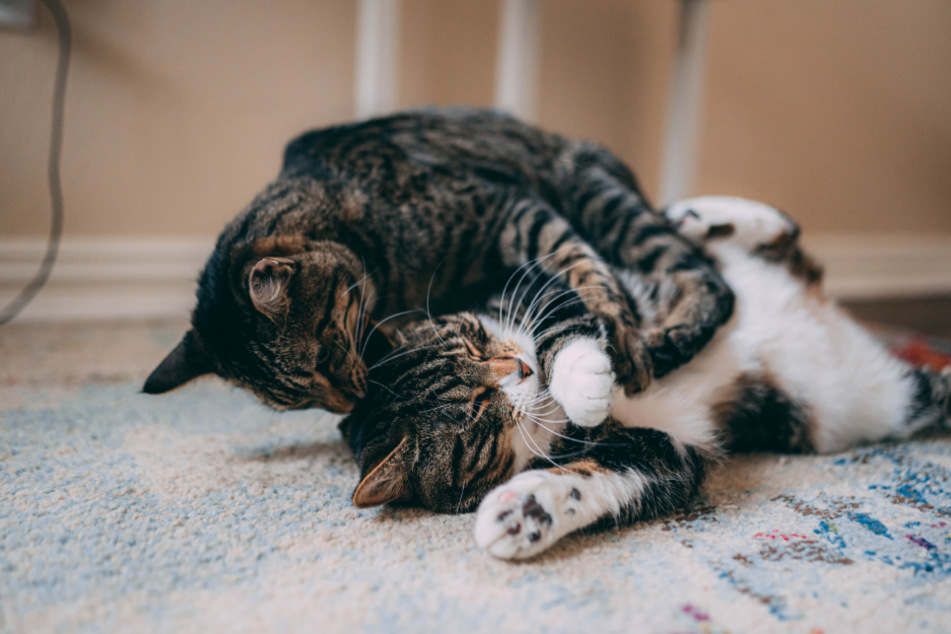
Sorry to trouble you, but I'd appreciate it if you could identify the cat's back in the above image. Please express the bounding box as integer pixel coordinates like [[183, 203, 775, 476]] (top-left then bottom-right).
[[280, 108, 565, 183]]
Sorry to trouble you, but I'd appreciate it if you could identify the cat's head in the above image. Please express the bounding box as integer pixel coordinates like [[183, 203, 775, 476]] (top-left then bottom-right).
[[340, 312, 557, 513], [143, 234, 383, 414]]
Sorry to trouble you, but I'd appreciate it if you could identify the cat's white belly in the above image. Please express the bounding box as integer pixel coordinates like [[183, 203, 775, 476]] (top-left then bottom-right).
[[721, 247, 914, 451], [609, 312, 739, 448], [612, 246, 915, 453]]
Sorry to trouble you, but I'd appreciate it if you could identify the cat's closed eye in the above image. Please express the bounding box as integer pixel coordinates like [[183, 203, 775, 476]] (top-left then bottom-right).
[[464, 339, 485, 360], [314, 345, 329, 366], [471, 387, 496, 420]]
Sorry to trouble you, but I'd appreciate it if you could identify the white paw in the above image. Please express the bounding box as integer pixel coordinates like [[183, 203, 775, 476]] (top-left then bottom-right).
[[666, 196, 793, 250], [549, 338, 615, 427], [474, 472, 581, 560]]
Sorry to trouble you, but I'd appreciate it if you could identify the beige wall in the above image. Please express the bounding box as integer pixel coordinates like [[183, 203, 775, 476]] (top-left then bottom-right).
[[699, 0, 951, 235], [537, 0, 678, 205], [2, 0, 949, 239], [1, 0, 357, 237], [398, 0, 500, 109]]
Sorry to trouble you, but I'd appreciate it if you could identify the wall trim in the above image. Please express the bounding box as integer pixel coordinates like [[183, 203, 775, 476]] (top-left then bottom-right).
[[2, 235, 951, 322], [804, 235, 951, 300], [0, 238, 213, 322]]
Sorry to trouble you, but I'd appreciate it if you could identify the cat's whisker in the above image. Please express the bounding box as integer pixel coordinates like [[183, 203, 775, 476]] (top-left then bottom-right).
[[515, 260, 590, 328], [334, 340, 360, 364], [343, 261, 370, 332], [524, 287, 600, 329], [520, 385, 555, 403], [367, 342, 441, 371], [528, 299, 604, 344], [519, 286, 569, 325], [514, 414, 561, 462], [358, 279, 376, 344], [498, 254, 552, 309], [518, 290, 598, 345], [502, 253, 558, 333], [505, 252, 555, 330], [523, 288, 602, 336], [521, 413, 609, 447], [416, 401, 456, 414], [514, 419, 567, 472], [359, 308, 424, 357], [519, 281, 576, 332], [525, 405, 568, 421], [522, 392, 558, 409], [525, 414, 571, 427], [367, 379, 403, 399], [455, 479, 468, 514], [340, 270, 369, 298], [352, 272, 374, 347], [521, 404, 571, 423], [425, 264, 450, 350], [508, 265, 571, 334], [523, 395, 554, 409]]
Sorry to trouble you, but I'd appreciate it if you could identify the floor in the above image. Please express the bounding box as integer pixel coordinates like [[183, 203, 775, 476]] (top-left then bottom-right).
[[1, 317, 950, 634]]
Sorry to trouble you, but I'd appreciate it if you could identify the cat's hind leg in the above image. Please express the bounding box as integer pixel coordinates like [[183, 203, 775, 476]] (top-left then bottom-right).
[[666, 196, 823, 286], [666, 196, 798, 253], [474, 425, 708, 559]]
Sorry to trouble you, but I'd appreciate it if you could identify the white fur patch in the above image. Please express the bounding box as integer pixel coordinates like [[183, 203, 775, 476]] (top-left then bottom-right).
[[666, 196, 793, 251], [549, 338, 615, 427], [474, 468, 646, 560], [477, 314, 560, 472]]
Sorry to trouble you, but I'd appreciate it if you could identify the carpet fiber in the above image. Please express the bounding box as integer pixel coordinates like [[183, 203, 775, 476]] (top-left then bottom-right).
[[2, 320, 950, 633]]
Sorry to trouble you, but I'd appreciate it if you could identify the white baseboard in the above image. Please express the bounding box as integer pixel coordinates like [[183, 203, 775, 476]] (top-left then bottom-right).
[[0, 238, 213, 322], [805, 235, 951, 300], [2, 235, 951, 322]]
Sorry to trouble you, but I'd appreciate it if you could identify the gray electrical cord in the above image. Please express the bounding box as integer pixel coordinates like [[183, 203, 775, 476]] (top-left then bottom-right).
[[0, 0, 70, 326]]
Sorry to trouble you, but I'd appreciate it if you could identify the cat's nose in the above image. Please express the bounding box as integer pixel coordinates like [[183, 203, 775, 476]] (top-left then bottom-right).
[[517, 359, 533, 381], [488, 356, 531, 383]]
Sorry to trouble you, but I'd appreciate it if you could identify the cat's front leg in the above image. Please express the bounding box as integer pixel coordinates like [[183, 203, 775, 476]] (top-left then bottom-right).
[[549, 151, 735, 384], [496, 194, 652, 396], [474, 426, 709, 560], [474, 469, 604, 559]]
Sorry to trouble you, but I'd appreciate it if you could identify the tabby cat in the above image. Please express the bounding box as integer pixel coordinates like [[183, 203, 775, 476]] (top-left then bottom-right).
[[340, 196, 951, 560], [143, 109, 733, 413]]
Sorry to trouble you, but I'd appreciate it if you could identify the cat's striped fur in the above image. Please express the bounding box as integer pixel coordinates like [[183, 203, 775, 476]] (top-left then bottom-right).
[[340, 197, 951, 559], [144, 109, 733, 414]]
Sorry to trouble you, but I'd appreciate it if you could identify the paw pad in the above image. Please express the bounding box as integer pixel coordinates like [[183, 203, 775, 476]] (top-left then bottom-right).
[[475, 480, 562, 559]]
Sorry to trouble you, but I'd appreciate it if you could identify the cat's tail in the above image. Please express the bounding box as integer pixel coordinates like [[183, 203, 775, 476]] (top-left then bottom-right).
[[901, 364, 951, 433]]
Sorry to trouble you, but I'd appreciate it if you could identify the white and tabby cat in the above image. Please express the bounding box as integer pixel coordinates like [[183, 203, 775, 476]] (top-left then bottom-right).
[[340, 197, 951, 560]]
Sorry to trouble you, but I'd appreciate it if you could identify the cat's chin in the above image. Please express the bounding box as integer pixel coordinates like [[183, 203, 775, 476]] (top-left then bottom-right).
[[499, 371, 541, 411], [262, 388, 357, 413]]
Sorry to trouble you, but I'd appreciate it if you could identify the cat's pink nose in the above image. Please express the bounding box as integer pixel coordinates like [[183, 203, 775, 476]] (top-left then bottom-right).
[[517, 360, 533, 381]]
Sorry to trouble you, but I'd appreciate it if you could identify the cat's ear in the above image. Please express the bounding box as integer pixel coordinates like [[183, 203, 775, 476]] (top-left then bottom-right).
[[352, 438, 411, 508], [143, 330, 211, 394], [249, 257, 296, 317]]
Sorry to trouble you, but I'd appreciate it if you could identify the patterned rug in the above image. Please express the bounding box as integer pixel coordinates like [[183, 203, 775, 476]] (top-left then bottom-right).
[[1, 320, 950, 634]]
